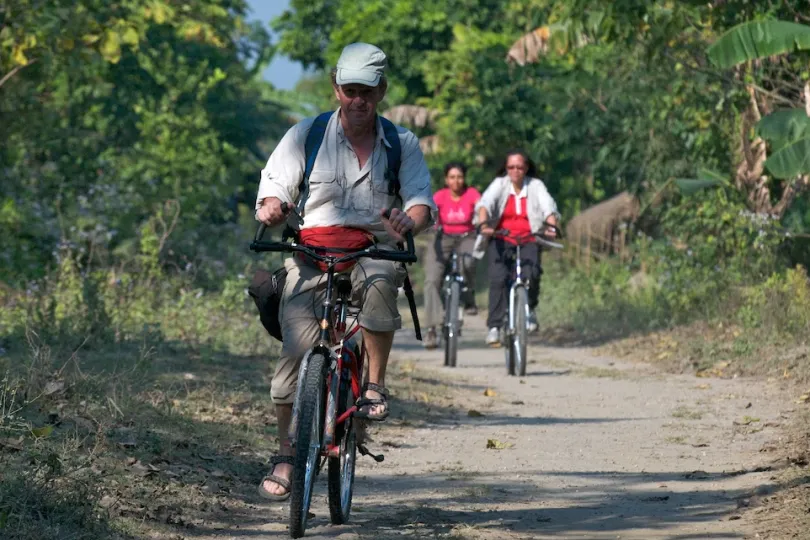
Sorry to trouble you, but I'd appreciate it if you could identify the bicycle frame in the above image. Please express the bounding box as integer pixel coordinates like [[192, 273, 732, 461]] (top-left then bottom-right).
[[442, 250, 465, 327], [505, 241, 530, 339], [288, 266, 364, 458], [251, 219, 415, 462]]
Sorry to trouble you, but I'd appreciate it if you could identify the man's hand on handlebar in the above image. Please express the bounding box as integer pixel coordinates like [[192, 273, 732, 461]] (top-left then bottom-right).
[[381, 208, 415, 244], [257, 197, 288, 226]]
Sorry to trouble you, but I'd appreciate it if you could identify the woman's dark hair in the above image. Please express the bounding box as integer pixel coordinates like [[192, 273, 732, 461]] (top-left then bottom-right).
[[496, 149, 538, 178], [443, 161, 467, 178]]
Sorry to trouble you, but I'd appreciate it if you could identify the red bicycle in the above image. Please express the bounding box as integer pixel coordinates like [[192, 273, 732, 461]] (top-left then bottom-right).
[[250, 216, 416, 538]]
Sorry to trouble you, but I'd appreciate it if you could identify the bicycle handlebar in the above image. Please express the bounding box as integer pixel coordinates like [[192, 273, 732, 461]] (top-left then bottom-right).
[[251, 203, 417, 265], [492, 228, 565, 250]]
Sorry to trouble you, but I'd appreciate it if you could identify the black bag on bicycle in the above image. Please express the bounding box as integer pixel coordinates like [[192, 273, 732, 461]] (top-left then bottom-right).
[[248, 267, 287, 342]]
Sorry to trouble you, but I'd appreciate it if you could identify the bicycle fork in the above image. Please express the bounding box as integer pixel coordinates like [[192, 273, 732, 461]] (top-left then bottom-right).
[[506, 244, 523, 338]]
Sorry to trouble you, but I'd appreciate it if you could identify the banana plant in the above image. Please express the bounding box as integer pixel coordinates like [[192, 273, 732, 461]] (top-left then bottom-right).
[[707, 19, 810, 180]]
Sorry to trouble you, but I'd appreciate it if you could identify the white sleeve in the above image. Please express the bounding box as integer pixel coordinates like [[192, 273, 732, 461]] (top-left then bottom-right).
[[534, 179, 559, 220], [397, 130, 437, 224], [254, 119, 312, 213]]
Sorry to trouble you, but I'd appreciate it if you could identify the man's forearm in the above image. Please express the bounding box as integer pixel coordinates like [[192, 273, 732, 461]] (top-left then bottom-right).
[[406, 205, 432, 235]]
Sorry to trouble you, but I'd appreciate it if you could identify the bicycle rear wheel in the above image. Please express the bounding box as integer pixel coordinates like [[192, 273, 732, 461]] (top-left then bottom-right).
[[444, 280, 461, 367], [514, 286, 528, 377], [289, 353, 327, 539], [327, 374, 357, 524]]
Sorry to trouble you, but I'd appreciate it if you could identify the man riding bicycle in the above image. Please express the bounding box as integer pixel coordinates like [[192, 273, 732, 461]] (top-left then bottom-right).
[[254, 43, 435, 500]]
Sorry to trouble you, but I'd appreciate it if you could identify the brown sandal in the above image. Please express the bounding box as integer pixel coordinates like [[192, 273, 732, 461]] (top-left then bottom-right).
[[354, 382, 390, 422], [257, 455, 293, 501]]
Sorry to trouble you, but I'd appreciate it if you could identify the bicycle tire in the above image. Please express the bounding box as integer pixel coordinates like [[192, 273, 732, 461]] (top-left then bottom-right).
[[444, 281, 460, 367], [327, 374, 357, 524], [514, 286, 528, 377], [503, 326, 515, 376], [289, 352, 327, 539]]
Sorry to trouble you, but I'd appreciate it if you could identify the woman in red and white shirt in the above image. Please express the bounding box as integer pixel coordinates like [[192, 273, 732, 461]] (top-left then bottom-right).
[[422, 162, 481, 349], [476, 150, 559, 346]]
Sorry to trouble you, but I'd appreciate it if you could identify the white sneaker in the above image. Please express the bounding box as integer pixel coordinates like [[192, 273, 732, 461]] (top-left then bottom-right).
[[485, 327, 500, 345], [527, 311, 539, 333]]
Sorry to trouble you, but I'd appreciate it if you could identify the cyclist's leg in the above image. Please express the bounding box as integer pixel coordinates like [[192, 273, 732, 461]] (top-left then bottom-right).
[[261, 257, 324, 496], [486, 239, 510, 329], [422, 231, 446, 334], [523, 244, 542, 309], [458, 235, 478, 310], [351, 253, 405, 420]]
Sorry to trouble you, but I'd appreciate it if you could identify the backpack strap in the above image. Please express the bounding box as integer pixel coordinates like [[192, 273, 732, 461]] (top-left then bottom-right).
[[379, 116, 402, 203], [298, 111, 333, 215]]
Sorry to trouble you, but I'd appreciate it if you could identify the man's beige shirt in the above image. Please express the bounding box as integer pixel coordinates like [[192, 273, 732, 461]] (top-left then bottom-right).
[[256, 109, 436, 242]]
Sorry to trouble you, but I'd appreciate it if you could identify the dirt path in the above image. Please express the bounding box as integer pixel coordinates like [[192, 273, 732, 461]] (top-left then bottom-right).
[[199, 317, 792, 540]]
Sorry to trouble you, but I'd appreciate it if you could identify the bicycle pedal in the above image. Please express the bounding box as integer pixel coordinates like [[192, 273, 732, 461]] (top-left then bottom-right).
[[357, 444, 385, 463]]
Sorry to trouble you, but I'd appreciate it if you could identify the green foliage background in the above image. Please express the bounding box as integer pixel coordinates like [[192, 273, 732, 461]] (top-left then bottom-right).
[[2, 0, 810, 346]]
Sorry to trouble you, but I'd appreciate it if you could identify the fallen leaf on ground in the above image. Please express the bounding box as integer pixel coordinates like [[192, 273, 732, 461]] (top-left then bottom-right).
[[467, 410, 484, 418], [483, 388, 497, 397], [31, 425, 53, 438], [0, 437, 24, 451], [734, 416, 760, 426], [99, 495, 118, 509], [126, 460, 156, 476], [695, 384, 711, 390], [511, 400, 525, 405], [796, 392, 809, 404], [486, 439, 512, 450], [43, 380, 65, 396]]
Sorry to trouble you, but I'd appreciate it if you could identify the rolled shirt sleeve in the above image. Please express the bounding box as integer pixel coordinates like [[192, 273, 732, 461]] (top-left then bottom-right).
[[474, 178, 503, 226], [396, 129, 437, 225], [255, 119, 313, 213], [533, 179, 560, 221]]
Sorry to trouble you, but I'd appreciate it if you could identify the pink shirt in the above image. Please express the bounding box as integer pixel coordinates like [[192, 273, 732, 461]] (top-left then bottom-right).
[[434, 187, 481, 235]]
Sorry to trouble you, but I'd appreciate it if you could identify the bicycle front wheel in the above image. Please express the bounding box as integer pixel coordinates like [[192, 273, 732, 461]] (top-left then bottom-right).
[[514, 286, 528, 377], [327, 374, 357, 524], [289, 353, 327, 538], [444, 280, 461, 368]]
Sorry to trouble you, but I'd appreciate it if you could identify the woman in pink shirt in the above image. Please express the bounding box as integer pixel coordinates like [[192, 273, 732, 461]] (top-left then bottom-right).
[[423, 162, 481, 349]]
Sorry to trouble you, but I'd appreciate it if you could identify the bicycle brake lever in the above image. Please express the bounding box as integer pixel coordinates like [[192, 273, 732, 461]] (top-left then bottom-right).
[[358, 444, 385, 463], [281, 202, 304, 225]]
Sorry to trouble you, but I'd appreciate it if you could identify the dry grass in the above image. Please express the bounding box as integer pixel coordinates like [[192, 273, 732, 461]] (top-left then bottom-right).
[[0, 327, 478, 539], [671, 406, 704, 420], [752, 409, 810, 539]]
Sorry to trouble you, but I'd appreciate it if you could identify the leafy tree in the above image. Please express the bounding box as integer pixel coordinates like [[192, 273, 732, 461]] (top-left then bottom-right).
[[0, 0, 292, 284]]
